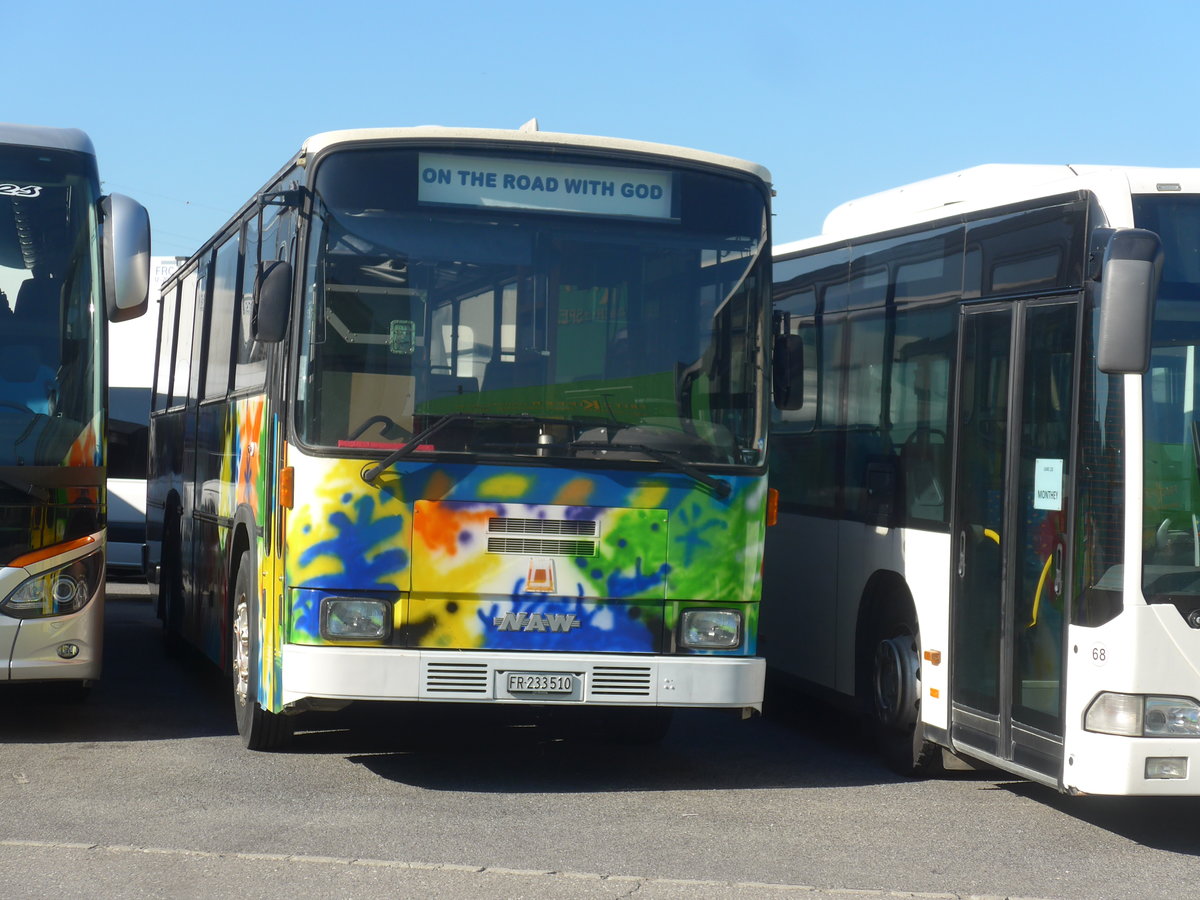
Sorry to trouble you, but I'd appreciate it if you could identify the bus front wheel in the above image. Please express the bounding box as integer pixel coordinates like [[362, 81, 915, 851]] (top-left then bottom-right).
[[869, 618, 941, 777], [231, 551, 294, 751]]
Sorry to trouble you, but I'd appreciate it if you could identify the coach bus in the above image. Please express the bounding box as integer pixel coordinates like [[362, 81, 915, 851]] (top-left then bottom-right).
[[147, 125, 772, 749], [765, 164, 1200, 796], [0, 123, 150, 691]]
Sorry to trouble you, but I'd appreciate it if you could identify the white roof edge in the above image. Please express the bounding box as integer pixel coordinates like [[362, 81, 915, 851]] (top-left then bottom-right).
[[779, 163, 1200, 256], [299, 126, 772, 183], [0, 122, 95, 156]]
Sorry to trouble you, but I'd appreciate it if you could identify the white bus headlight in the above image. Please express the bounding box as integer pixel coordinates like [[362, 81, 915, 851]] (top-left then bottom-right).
[[1085, 692, 1200, 737], [320, 598, 391, 641], [1144, 698, 1200, 736], [679, 609, 742, 650], [0, 551, 102, 619]]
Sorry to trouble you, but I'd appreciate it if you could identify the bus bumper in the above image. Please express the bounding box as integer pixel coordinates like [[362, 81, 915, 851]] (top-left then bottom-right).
[[280, 646, 764, 710], [0, 601, 103, 683], [1065, 730, 1200, 795]]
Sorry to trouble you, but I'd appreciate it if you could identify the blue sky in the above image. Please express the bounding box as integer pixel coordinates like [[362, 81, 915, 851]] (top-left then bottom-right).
[[9, 0, 1197, 257]]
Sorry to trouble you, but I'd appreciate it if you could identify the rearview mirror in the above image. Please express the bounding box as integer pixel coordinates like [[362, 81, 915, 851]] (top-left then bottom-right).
[[772, 333, 805, 410], [1097, 228, 1163, 375], [101, 193, 150, 323], [253, 260, 293, 343]]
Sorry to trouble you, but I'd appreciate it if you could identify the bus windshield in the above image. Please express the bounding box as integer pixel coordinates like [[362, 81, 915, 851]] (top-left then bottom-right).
[[296, 147, 768, 467], [1136, 195, 1200, 606], [0, 145, 101, 469]]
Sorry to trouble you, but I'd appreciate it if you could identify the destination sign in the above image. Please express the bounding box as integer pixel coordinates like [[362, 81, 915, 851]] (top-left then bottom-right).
[[418, 152, 676, 221]]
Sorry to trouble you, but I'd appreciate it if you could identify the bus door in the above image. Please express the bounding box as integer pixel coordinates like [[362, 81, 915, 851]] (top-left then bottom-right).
[[950, 297, 1079, 782]]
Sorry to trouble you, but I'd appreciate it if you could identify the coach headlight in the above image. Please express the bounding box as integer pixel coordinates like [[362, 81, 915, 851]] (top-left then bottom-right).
[[320, 597, 391, 641], [679, 608, 742, 650], [1085, 692, 1200, 737], [0, 551, 102, 619]]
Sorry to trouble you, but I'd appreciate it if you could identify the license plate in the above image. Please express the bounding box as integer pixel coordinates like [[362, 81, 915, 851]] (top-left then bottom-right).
[[506, 672, 575, 694]]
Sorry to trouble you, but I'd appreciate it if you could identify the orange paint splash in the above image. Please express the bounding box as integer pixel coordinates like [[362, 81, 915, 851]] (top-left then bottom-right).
[[413, 502, 494, 557]]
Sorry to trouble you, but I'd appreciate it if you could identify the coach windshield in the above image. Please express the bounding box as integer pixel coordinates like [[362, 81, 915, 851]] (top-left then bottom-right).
[[295, 146, 769, 468], [0, 145, 102, 470]]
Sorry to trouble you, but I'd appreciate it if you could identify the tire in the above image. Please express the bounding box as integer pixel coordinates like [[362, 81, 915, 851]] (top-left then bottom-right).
[[869, 616, 941, 777], [231, 550, 294, 751]]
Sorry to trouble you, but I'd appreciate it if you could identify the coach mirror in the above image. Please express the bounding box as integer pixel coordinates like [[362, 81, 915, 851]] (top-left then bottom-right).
[[772, 332, 805, 410], [253, 260, 292, 343], [100, 193, 151, 323], [1097, 228, 1163, 375], [252, 187, 302, 342]]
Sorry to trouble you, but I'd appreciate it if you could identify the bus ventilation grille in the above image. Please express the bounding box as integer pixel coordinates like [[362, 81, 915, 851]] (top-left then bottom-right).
[[488, 517, 597, 535], [487, 516, 598, 557], [589, 666, 653, 697], [488, 537, 596, 556], [423, 661, 490, 694]]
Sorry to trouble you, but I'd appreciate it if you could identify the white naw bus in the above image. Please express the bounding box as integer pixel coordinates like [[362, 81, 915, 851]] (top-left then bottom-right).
[[108, 256, 181, 575], [766, 164, 1200, 795]]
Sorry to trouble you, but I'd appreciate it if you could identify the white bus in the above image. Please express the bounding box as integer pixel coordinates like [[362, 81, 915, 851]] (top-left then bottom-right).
[[108, 256, 182, 576], [766, 164, 1200, 795], [0, 123, 149, 690]]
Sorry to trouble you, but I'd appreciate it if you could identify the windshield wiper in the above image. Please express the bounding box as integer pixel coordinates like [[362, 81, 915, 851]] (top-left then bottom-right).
[[359, 413, 604, 483], [568, 440, 731, 499]]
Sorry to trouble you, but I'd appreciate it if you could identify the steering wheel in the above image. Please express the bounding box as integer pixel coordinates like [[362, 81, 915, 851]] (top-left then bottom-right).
[[902, 427, 947, 447]]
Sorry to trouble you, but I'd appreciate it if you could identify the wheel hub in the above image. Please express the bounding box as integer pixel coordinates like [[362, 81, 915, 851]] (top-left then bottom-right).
[[233, 600, 250, 707], [874, 634, 919, 731]]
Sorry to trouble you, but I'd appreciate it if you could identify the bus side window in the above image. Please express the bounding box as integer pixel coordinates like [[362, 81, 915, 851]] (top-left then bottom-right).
[[234, 214, 268, 393], [171, 269, 197, 408], [891, 304, 955, 526], [153, 282, 178, 411], [205, 233, 240, 400]]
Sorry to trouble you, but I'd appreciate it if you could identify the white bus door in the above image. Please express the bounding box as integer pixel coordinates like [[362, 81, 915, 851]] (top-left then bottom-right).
[[950, 298, 1079, 783]]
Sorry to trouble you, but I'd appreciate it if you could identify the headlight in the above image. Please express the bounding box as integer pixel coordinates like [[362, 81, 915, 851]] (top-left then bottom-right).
[[1084, 692, 1200, 737], [320, 598, 391, 641], [679, 608, 742, 650], [1, 550, 102, 619]]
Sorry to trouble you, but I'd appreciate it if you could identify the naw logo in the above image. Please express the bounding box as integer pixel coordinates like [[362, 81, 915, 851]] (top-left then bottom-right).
[[493, 611, 582, 633]]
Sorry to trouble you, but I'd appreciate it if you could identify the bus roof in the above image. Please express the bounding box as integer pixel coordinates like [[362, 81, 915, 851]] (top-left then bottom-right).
[[0, 122, 95, 156], [778, 164, 1200, 256], [300, 126, 772, 184]]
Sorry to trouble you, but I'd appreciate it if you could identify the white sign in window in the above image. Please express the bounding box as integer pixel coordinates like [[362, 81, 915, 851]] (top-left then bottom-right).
[[418, 153, 676, 221], [1034, 458, 1064, 511]]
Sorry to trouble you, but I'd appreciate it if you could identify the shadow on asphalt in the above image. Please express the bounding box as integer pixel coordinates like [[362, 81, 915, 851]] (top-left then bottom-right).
[[3, 589, 913, 793], [1, 590, 233, 743], [9, 586, 1200, 852], [997, 780, 1200, 856]]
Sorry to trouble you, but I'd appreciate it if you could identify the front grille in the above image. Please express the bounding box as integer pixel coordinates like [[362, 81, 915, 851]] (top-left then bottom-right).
[[489, 517, 597, 536], [423, 661, 489, 694], [487, 537, 596, 556], [590, 665, 653, 697]]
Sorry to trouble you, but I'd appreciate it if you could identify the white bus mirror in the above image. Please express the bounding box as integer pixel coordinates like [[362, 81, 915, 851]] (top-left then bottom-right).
[[101, 193, 150, 323], [253, 259, 292, 343], [772, 333, 805, 410], [1097, 228, 1163, 375]]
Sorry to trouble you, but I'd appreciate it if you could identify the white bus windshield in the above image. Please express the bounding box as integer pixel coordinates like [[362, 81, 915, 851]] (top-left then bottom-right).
[[0, 145, 102, 469], [1135, 195, 1200, 606], [296, 147, 769, 468]]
